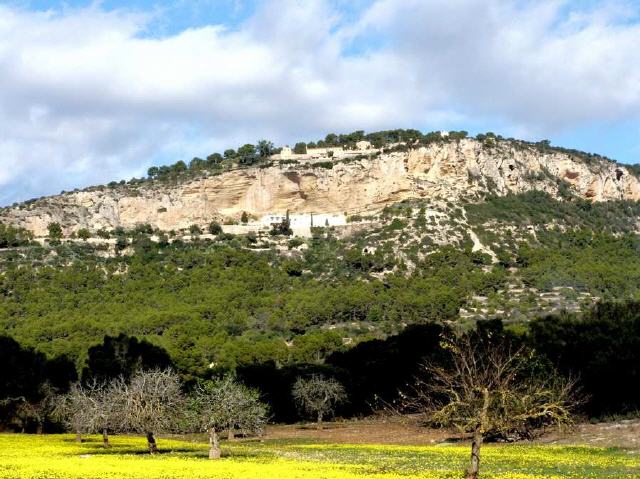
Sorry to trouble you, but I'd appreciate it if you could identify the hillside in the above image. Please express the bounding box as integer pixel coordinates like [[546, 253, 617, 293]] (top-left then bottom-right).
[[2, 133, 639, 237], [1, 129, 640, 380]]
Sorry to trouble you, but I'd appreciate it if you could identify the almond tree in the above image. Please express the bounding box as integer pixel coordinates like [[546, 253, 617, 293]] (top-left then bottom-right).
[[402, 336, 577, 479], [119, 369, 184, 454], [292, 374, 346, 429], [54, 380, 120, 446], [190, 376, 268, 459], [53, 383, 90, 442]]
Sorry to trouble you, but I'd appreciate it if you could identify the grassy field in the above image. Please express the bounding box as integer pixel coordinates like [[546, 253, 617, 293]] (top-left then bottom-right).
[[0, 433, 638, 479]]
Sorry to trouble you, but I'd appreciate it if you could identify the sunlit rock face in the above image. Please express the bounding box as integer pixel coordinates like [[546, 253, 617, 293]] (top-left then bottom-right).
[[2, 138, 639, 237]]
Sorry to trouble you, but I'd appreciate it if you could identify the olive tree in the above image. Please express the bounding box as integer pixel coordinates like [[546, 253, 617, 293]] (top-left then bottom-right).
[[292, 374, 346, 429], [190, 376, 268, 459], [119, 370, 184, 454], [403, 336, 577, 479]]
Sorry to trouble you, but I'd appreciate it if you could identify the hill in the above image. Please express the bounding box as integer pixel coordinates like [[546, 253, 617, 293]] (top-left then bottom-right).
[[1, 131, 639, 237], [0, 129, 639, 383]]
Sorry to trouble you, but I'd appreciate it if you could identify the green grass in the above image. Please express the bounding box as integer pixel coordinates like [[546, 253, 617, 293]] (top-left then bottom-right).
[[0, 434, 637, 478]]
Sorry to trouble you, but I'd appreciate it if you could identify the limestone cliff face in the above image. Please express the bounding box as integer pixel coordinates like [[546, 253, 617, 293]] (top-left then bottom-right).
[[2, 139, 639, 236]]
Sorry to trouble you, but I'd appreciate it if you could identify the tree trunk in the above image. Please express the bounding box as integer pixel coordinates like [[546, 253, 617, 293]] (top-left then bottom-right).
[[209, 427, 221, 460], [102, 428, 110, 448], [36, 422, 43, 435], [466, 387, 490, 479], [146, 432, 158, 454], [316, 411, 323, 430], [227, 428, 235, 441], [75, 432, 82, 442], [466, 431, 483, 479]]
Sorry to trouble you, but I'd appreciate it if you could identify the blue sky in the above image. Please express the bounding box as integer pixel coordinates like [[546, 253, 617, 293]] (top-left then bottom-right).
[[0, 0, 639, 205]]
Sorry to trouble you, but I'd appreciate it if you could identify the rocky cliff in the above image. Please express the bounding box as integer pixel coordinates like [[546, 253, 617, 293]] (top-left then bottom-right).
[[2, 138, 639, 236]]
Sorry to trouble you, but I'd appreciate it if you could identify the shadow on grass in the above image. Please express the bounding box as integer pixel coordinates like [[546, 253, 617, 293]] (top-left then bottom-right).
[[76, 449, 269, 461], [67, 441, 267, 461], [72, 446, 202, 457]]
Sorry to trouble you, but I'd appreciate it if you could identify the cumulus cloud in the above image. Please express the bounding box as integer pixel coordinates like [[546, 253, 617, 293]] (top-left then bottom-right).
[[0, 0, 639, 204], [352, 0, 640, 126]]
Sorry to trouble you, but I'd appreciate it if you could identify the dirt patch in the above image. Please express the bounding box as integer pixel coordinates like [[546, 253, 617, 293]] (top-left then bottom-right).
[[536, 419, 640, 449], [266, 417, 458, 445], [265, 417, 640, 449]]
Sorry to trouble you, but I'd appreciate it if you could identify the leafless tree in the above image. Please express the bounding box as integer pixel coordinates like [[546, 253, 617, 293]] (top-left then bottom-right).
[[53, 383, 91, 442], [292, 374, 346, 430], [189, 376, 268, 459], [119, 369, 184, 454], [53, 380, 120, 446], [400, 336, 577, 479], [8, 383, 59, 434]]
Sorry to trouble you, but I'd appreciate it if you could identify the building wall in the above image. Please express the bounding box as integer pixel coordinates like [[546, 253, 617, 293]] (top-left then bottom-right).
[[219, 214, 349, 238], [273, 143, 376, 161], [259, 213, 347, 228]]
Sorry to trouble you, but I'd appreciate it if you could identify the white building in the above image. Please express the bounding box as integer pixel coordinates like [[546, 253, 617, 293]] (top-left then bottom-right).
[[259, 212, 346, 228], [279, 146, 293, 159], [272, 141, 378, 162]]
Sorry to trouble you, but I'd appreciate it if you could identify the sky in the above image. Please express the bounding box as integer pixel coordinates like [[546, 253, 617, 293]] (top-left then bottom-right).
[[1, 0, 640, 205]]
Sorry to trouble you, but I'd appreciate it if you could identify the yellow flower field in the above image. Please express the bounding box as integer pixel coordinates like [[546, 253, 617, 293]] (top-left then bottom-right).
[[0, 434, 638, 479]]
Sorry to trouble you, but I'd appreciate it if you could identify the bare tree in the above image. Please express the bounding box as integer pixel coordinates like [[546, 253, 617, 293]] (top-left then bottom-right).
[[401, 336, 577, 479], [54, 380, 120, 446], [11, 383, 59, 435], [292, 374, 346, 430], [53, 383, 91, 442], [190, 376, 268, 459], [119, 370, 184, 454]]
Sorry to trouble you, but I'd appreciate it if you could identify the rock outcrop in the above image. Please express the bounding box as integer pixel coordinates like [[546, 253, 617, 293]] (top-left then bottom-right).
[[2, 139, 639, 236]]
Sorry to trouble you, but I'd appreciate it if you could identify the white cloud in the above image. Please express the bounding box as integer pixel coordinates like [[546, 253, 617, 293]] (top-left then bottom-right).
[[0, 0, 639, 204], [352, 0, 640, 128]]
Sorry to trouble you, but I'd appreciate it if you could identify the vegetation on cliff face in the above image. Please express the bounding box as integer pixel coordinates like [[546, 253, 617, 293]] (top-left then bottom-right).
[[463, 191, 640, 297], [140, 128, 640, 185], [1, 190, 639, 376], [465, 190, 640, 232], [4, 128, 637, 212], [0, 223, 33, 248], [0, 240, 486, 372]]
